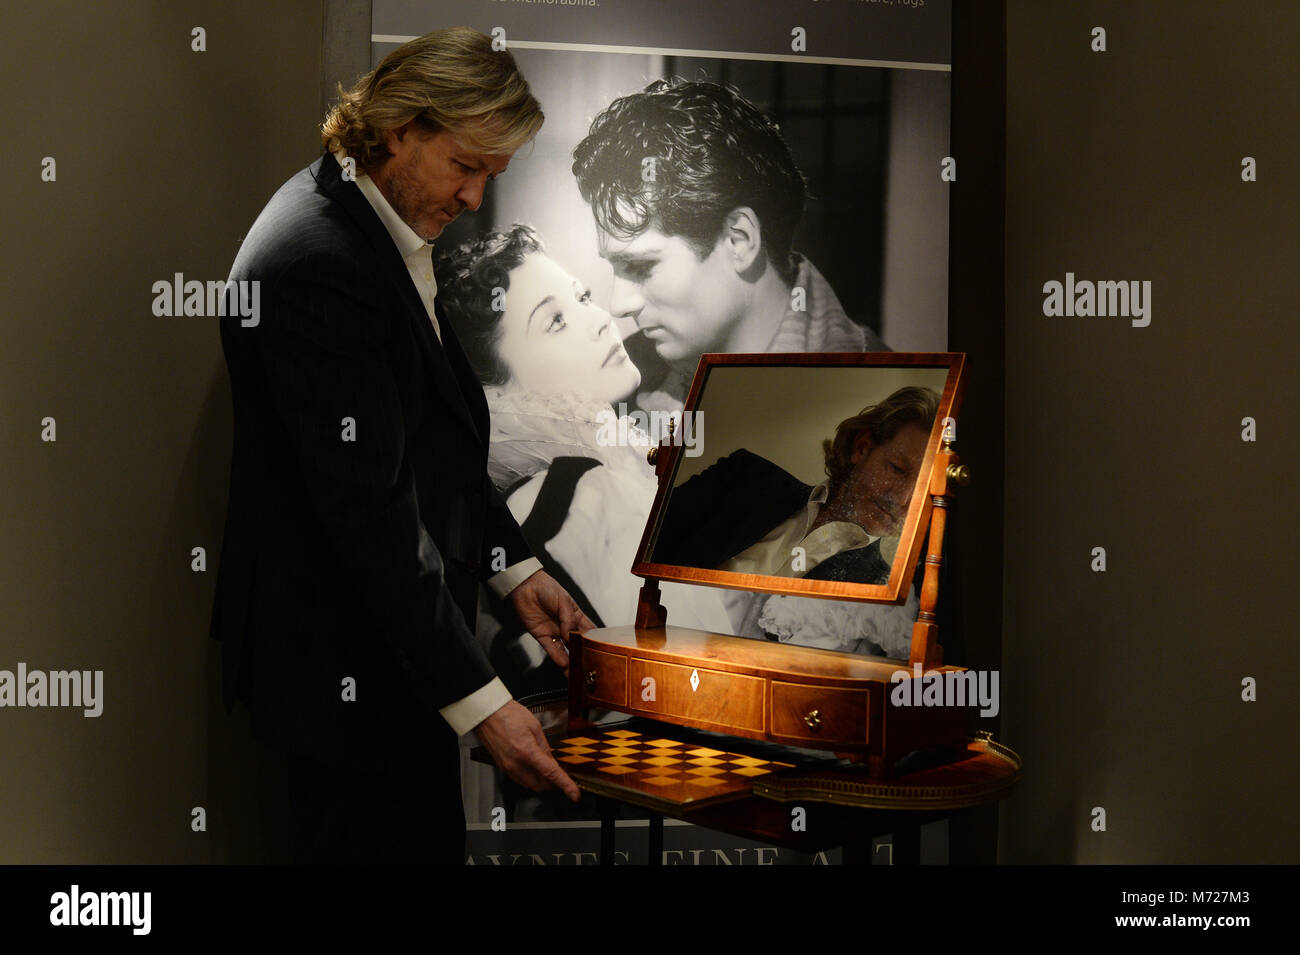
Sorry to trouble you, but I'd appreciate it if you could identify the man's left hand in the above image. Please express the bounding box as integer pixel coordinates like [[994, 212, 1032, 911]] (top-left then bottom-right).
[[508, 570, 595, 675]]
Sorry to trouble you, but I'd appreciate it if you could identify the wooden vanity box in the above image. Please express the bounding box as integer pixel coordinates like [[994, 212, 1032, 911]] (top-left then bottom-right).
[[566, 353, 977, 780], [568, 625, 973, 777]]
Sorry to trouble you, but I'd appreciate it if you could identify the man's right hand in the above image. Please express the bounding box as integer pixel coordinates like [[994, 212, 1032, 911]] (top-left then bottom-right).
[[475, 701, 581, 802]]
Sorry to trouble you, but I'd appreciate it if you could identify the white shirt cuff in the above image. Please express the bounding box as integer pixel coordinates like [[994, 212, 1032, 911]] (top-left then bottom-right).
[[488, 557, 543, 599], [440, 677, 513, 736]]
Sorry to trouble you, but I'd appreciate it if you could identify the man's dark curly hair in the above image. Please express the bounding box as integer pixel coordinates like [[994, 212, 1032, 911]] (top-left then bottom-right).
[[433, 223, 544, 386], [571, 79, 808, 286]]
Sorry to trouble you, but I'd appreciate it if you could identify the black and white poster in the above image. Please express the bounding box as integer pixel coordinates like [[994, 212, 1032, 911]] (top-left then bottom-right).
[[371, 0, 951, 863]]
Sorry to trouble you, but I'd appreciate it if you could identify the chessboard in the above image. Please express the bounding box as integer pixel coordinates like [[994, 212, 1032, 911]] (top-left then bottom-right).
[[550, 726, 799, 812]]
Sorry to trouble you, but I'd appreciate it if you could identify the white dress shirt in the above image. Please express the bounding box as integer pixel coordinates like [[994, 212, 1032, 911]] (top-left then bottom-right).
[[332, 150, 543, 735]]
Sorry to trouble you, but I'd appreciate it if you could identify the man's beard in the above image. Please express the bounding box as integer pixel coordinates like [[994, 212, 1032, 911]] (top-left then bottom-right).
[[821, 487, 901, 537], [385, 145, 434, 240], [864, 496, 903, 536]]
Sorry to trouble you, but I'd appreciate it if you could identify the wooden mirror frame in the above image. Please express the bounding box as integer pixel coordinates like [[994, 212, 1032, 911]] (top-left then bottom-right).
[[632, 352, 967, 607]]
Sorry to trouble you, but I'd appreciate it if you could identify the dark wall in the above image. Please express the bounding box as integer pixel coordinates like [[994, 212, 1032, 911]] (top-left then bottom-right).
[[998, 0, 1298, 862]]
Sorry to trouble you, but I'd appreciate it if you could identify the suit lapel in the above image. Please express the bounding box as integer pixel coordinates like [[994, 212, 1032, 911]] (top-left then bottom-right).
[[310, 154, 485, 448], [433, 298, 490, 437], [408, 289, 488, 450]]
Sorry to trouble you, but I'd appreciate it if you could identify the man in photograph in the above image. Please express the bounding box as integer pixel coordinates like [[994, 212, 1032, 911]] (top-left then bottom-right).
[[210, 28, 589, 864], [572, 79, 888, 413]]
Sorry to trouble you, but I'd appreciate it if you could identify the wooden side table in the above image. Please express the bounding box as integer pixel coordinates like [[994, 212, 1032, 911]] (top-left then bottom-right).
[[475, 714, 1020, 865]]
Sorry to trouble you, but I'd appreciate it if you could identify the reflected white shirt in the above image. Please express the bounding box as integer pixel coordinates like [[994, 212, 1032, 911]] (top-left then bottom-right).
[[719, 481, 877, 578]]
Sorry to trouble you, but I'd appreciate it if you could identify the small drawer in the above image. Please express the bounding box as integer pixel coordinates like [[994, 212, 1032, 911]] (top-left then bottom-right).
[[770, 682, 869, 745], [627, 659, 765, 733], [583, 648, 627, 707]]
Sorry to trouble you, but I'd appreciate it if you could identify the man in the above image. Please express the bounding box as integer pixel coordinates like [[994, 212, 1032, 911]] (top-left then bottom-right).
[[571, 79, 889, 413], [652, 386, 939, 589], [210, 28, 589, 865]]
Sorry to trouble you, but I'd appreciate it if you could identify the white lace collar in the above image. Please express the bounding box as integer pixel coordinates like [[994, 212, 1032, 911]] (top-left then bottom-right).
[[482, 387, 652, 487]]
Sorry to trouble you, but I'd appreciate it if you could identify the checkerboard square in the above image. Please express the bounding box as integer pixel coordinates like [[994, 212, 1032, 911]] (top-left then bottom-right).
[[640, 774, 685, 787]]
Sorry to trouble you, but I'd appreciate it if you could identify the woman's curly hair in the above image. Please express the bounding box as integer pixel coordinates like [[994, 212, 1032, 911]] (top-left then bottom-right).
[[434, 223, 544, 386]]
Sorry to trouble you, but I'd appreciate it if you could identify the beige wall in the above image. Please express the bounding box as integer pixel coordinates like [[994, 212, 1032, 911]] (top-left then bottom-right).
[[0, 0, 327, 863], [999, 0, 1298, 862]]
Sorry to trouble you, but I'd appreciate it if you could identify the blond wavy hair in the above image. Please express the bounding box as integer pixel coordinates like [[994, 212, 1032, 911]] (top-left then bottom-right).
[[822, 386, 940, 487], [321, 27, 543, 169]]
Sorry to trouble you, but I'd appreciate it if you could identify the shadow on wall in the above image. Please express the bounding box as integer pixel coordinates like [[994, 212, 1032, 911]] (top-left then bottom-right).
[[185, 362, 294, 863]]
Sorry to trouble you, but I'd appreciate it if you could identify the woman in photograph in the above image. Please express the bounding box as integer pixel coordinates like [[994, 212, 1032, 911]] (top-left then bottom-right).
[[435, 224, 732, 696]]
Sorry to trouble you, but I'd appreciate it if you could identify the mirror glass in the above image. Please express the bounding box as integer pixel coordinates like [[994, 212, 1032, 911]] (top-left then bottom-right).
[[637, 356, 961, 605]]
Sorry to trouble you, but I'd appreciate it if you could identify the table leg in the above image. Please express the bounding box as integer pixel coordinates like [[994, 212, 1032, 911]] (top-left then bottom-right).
[[648, 812, 663, 865], [841, 839, 873, 866], [892, 824, 921, 865], [597, 797, 616, 866]]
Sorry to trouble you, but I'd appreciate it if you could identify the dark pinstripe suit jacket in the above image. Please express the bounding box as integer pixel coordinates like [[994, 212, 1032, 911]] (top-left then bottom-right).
[[210, 153, 532, 776]]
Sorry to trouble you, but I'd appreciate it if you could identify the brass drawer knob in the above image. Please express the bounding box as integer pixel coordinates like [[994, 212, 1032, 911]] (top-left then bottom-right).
[[586, 670, 598, 689], [804, 708, 822, 731]]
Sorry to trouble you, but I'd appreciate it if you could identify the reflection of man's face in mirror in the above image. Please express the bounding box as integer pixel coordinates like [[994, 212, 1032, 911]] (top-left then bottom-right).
[[830, 423, 929, 537]]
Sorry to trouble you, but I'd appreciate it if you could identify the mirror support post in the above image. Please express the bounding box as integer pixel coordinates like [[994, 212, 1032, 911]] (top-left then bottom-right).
[[909, 442, 961, 669], [637, 420, 677, 630], [635, 579, 668, 630]]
